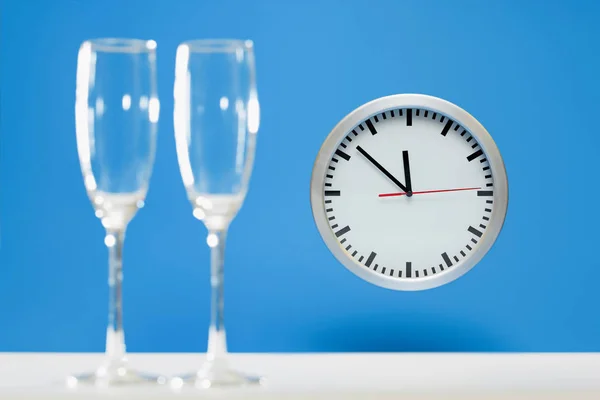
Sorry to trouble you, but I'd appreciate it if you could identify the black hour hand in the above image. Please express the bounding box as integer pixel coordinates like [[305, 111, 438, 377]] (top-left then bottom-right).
[[403, 150, 413, 194]]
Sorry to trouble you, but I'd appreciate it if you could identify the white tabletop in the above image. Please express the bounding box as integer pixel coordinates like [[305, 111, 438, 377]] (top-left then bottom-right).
[[1, 353, 599, 399]]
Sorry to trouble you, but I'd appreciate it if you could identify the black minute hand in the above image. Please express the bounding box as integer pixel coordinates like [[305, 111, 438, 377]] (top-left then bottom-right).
[[356, 145, 409, 194]]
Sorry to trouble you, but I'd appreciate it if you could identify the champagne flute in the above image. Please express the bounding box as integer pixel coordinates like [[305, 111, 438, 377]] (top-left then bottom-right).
[[70, 38, 160, 386], [172, 39, 260, 388]]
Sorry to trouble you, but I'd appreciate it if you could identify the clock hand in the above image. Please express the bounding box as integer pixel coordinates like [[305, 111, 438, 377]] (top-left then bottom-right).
[[356, 145, 410, 194], [402, 150, 412, 193], [378, 187, 481, 198]]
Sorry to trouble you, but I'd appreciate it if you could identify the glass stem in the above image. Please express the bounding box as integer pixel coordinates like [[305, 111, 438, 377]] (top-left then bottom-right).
[[105, 229, 127, 364], [207, 229, 228, 364]]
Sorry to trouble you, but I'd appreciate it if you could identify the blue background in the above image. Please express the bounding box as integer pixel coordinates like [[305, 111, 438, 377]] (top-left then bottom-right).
[[1, 0, 599, 353]]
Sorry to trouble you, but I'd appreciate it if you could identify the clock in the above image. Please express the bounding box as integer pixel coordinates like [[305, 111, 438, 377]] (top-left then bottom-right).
[[310, 94, 508, 291]]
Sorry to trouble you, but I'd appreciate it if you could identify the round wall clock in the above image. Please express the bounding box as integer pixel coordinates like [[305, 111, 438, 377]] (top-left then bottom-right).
[[310, 94, 508, 291]]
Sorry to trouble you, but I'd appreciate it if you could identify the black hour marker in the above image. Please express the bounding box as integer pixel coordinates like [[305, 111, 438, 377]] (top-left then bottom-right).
[[365, 119, 377, 135], [454, 124, 460, 131], [390, 269, 394, 276], [485, 174, 492, 179], [340, 238, 346, 244], [374, 264, 378, 271], [398, 270, 402, 277], [346, 135, 353, 142], [352, 250, 358, 257], [373, 115, 379, 123], [440, 119, 453, 136], [365, 252, 376, 268], [485, 208, 492, 212], [325, 183, 332, 187], [335, 149, 351, 161], [467, 149, 484, 162], [328, 216, 335, 221], [406, 109, 412, 126], [406, 262, 412, 278], [453, 256, 459, 262], [381, 112, 387, 120], [460, 250, 466, 257], [486, 183, 493, 187], [326, 208, 333, 212], [486, 200, 493, 204], [358, 256, 364, 262], [331, 224, 338, 229], [382, 267, 387, 274], [483, 216, 489, 221], [424, 110, 429, 117], [325, 190, 341, 196], [439, 263, 445, 271], [416, 109, 420, 116], [477, 190, 493, 197], [346, 244, 352, 250], [471, 238, 478, 244], [415, 271, 420, 278], [440, 116, 446, 123], [326, 174, 333, 178], [423, 269, 428, 277], [332, 158, 339, 163], [359, 124, 365, 131], [390, 110, 395, 117], [442, 252, 452, 268], [471, 143, 479, 149], [398, 109, 403, 116], [340, 142, 347, 148], [335, 226, 351, 237], [431, 267, 436, 274], [483, 166, 490, 171], [479, 224, 486, 229], [432, 112, 437, 120], [480, 158, 487, 163], [468, 226, 483, 237], [466, 136, 473, 143], [466, 244, 472, 250], [325, 200, 332, 204], [460, 129, 466, 136], [328, 166, 335, 171]]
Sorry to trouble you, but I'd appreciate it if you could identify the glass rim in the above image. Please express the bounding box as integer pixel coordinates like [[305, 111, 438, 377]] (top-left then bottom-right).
[[83, 38, 157, 53], [179, 39, 254, 53]]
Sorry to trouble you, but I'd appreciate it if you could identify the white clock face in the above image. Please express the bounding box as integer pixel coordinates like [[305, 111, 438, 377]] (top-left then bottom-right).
[[311, 94, 508, 291]]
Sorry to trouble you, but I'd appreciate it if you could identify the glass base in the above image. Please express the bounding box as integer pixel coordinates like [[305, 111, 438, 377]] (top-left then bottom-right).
[[171, 361, 263, 389], [66, 363, 165, 387]]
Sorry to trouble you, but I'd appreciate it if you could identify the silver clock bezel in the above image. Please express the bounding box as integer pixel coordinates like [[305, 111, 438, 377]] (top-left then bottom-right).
[[310, 93, 509, 291]]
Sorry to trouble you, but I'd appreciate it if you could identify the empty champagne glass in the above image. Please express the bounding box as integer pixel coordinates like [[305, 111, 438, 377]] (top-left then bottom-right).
[[172, 39, 260, 388], [70, 38, 160, 386]]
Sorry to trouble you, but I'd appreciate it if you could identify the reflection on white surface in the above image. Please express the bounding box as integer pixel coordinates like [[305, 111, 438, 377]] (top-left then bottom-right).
[[193, 208, 205, 220], [121, 94, 131, 111], [95, 97, 105, 116], [149, 97, 160, 123], [206, 233, 219, 248], [139, 95, 149, 110], [146, 40, 157, 50], [173, 44, 194, 188], [248, 94, 260, 134], [84, 175, 97, 191], [170, 376, 183, 390], [104, 234, 116, 248], [219, 96, 229, 110]]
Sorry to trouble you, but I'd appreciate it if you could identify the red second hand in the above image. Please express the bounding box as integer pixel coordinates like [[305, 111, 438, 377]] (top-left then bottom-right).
[[379, 187, 482, 198]]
